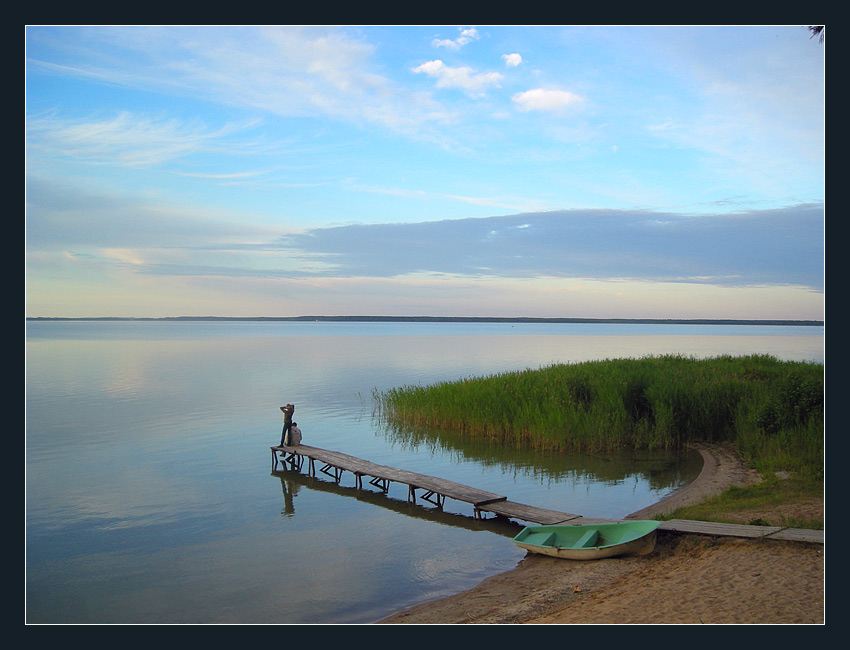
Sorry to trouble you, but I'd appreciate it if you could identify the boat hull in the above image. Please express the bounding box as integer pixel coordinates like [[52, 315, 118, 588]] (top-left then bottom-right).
[[513, 521, 660, 560]]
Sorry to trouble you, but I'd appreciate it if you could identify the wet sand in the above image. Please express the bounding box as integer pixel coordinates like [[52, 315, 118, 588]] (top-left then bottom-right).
[[379, 444, 825, 625]]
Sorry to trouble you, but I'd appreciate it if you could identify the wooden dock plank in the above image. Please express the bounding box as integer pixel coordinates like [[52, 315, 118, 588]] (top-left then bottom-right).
[[273, 444, 506, 506], [765, 528, 824, 544], [659, 519, 783, 538], [476, 500, 582, 525], [659, 520, 823, 544]]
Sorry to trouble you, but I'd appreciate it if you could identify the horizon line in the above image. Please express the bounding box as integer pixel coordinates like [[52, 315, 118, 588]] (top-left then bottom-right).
[[25, 315, 825, 326]]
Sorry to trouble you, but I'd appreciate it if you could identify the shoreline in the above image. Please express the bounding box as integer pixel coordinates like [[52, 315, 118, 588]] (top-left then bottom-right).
[[26, 316, 824, 326], [378, 443, 824, 624], [624, 442, 761, 519]]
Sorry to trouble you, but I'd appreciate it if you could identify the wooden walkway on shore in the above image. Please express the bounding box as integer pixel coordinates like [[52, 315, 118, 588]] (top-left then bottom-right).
[[271, 444, 823, 544], [657, 519, 823, 544]]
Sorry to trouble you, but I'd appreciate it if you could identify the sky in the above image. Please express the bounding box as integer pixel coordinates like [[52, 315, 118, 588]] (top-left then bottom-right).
[[25, 25, 825, 320]]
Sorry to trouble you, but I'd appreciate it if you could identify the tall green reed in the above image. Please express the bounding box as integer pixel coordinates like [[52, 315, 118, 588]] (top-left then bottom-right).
[[375, 355, 823, 477]]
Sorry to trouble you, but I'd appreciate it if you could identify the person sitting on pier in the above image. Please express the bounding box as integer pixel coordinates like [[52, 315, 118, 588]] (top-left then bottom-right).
[[290, 422, 302, 446], [280, 404, 295, 446]]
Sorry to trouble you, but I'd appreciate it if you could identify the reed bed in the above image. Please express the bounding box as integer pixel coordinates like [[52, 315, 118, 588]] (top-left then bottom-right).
[[375, 355, 824, 479]]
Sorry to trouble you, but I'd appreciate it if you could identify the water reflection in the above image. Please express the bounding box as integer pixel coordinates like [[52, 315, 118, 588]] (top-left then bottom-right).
[[376, 420, 703, 516], [271, 466, 522, 537], [277, 471, 302, 518]]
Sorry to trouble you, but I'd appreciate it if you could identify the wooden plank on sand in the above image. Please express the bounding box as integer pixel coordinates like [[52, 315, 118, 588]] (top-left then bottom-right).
[[659, 519, 783, 538], [766, 528, 824, 544]]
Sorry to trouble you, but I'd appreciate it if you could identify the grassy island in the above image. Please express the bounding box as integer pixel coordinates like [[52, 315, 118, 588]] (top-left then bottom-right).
[[375, 354, 824, 482]]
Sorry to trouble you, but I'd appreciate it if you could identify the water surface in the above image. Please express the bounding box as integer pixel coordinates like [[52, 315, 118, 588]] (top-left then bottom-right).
[[25, 320, 823, 623]]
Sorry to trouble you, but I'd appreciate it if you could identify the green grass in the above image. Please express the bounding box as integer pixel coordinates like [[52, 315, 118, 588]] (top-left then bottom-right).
[[658, 476, 823, 530], [375, 354, 824, 482]]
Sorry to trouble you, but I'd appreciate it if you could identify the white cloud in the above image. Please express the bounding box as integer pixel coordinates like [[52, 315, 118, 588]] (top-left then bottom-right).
[[431, 27, 480, 50], [512, 88, 584, 112], [412, 60, 502, 96], [502, 53, 522, 67]]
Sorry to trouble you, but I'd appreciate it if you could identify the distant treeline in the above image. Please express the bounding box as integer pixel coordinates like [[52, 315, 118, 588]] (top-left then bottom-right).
[[26, 316, 824, 326]]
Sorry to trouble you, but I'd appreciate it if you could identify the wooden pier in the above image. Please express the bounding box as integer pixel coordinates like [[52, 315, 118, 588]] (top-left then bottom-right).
[[272, 444, 583, 522], [271, 444, 823, 544]]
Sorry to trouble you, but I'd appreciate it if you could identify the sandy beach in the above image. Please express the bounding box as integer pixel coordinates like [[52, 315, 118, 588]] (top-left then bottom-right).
[[380, 444, 825, 624]]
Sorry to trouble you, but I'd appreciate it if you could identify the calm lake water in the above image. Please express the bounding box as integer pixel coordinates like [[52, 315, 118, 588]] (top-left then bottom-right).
[[25, 320, 824, 623]]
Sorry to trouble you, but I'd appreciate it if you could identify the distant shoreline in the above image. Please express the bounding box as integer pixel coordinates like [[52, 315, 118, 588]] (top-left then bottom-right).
[[25, 316, 824, 326]]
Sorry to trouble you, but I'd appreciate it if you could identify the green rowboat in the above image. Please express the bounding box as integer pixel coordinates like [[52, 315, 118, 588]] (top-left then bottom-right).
[[512, 520, 661, 560]]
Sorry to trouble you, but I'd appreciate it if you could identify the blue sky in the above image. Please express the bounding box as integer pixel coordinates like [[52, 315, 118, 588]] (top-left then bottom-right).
[[25, 25, 824, 319]]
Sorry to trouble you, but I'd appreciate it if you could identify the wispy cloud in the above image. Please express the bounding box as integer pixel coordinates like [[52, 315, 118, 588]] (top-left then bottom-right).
[[443, 194, 551, 213], [412, 60, 503, 97], [431, 27, 480, 50], [26, 27, 453, 141], [26, 110, 262, 167], [25, 176, 279, 249]]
